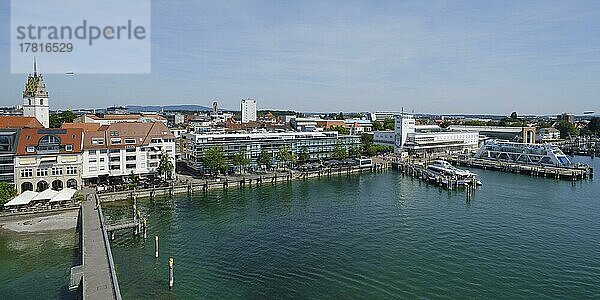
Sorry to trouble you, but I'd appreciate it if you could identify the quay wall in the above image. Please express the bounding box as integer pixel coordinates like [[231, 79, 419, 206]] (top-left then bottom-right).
[[98, 163, 390, 202]]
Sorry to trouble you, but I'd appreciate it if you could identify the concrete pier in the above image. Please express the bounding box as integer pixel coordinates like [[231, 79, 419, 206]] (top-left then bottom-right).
[[72, 189, 122, 300]]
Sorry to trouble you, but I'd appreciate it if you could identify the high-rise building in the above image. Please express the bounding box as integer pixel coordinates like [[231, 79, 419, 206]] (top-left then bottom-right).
[[241, 98, 257, 123], [22, 59, 50, 128]]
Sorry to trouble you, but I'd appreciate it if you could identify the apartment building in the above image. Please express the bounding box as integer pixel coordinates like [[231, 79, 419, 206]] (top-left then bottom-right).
[[80, 122, 176, 185], [14, 128, 84, 193]]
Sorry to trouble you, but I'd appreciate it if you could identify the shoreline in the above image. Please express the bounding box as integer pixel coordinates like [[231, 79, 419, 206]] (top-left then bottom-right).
[[0, 210, 79, 234], [98, 163, 390, 203]]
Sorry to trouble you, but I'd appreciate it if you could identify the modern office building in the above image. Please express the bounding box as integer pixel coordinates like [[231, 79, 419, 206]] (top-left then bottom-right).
[[14, 128, 84, 193], [182, 131, 361, 173], [80, 122, 176, 185], [374, 114, 479, 154], [22, 60, 50, 128], [291, 117, 320, 132], [369, 112, 403, 122], [241, 99, 257, 123]]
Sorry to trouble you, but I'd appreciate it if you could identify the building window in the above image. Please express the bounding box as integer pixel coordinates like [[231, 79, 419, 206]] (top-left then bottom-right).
[[40, 99, 44, 105], [36, 168, 48, 177], [125, 138, 136, 144], [88, 150, 97, 155], [110, 131, 119, 136], [92, 138, 105, 145], [89, 157, 97, 163], [20, 168, 33, 178], [89, 166, 97, 172], [66, 166, 77, 175], [26, 146, 35, 153], [65, 144, 73, 151], [111, 138, 122, 145], [51, 167, 63, 176], [38, 135, 61, 152], [100, 149, 108, 154]]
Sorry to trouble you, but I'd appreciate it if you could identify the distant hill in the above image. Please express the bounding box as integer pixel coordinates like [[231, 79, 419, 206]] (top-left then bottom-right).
[[127, 104, 213, 112]]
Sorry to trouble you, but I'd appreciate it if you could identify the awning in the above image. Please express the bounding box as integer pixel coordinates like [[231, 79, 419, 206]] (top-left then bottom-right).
[[4, 191, 38, 207], [49, 188, 77, 203], [32, 189, 59, 202]]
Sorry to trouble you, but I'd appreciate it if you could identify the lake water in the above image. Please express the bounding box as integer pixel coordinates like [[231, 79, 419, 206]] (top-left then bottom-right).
[[103, 156, 600, 299], [1, 156, 598, 299]]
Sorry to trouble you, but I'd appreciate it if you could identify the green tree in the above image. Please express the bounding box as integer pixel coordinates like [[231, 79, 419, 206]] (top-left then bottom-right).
[[327, 125, 350, 135], [257, 149, 272, 170], [49, 110, 78, 128], [555, 121, 577, 139], [0, 182, 16, 205], [586, 117, 600, 135], [232, 150, 250, 174], [372, 121, 384, 131], [510, 111, 518, 119], [383, 118, 395, 130], [276, 146, 290, 168], [204, 145, 227, 175], [157, 151, 174, 179], [332, 142, 348, 160], [337, 112, 344, 120], [348, 145, 361, 158], [60, 111, 77, 123], [298, 147, 310, 164]]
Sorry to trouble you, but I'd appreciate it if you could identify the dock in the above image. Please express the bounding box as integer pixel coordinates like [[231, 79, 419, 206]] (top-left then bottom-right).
[[446, 156, 593, 180], [70, 189, 122, 300], [391, 160, 480, 191]]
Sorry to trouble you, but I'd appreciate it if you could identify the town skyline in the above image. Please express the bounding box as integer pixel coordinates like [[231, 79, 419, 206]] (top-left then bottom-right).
[[1, 1, 600, 115]]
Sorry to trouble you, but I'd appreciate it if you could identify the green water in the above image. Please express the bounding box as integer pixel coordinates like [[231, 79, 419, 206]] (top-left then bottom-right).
[[1, 157, 598, 299], [102, 156, 600, 299], [0, 229, 78, 299]]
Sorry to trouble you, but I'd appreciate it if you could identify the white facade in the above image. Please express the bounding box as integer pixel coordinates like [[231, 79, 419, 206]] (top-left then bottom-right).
[[241, 99, 257, 123], [82, 138, 176, 181], [22, 63, 50, 128], [394, 114, 416, 149], [373, 113, 479, 154]]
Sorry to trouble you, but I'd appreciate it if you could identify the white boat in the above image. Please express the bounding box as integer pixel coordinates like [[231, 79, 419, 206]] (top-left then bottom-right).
[[426, 160, 477, 178]]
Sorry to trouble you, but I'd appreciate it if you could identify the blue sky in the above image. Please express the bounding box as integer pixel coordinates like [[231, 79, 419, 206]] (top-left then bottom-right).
[[1, 0, 600, 114]]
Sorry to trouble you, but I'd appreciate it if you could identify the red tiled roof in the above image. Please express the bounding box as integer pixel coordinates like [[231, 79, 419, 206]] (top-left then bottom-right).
[[16, 127, 84, 155], [61, 122, 102, 132], [0, 116, 43, 129]]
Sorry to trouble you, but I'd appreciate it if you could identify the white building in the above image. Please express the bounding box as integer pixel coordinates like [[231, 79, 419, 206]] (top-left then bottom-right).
[[374, 114, 479, 154], [81, 122, 176, 184], [22, 60, 49, 128], [182, 131, 361, 173], [241, 98, 257, 123], [14, 128, 84, 193], [75, 113, 168, 126]]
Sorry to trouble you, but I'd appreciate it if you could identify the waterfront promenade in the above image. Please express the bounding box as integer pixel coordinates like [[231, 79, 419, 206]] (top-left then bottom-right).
[[79, 189, 122, 300]]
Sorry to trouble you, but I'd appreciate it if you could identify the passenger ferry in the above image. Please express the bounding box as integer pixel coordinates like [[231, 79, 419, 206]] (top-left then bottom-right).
[[426, 160, 482, 186], [474, 139, 572, 167]]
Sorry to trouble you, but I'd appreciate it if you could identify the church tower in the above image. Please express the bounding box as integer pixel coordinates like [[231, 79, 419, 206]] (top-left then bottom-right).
[[22, 58, 49, 128]]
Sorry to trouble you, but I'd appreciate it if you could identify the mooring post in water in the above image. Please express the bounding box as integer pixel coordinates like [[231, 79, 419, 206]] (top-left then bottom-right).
[[143, 218, 147, 239], [155, 236, 159, 258], [169, 257, 173, 289], [168, 257, 174, 289]]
